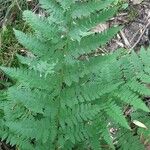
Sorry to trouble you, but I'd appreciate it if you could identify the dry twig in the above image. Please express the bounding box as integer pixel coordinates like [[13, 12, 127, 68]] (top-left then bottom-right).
[[120, 30, 131, 48], [130, 21, 150, 50]]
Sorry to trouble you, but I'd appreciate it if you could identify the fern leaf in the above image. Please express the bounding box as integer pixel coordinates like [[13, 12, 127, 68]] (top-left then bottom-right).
[[105, 102, 130, 129], [117, 129, 145, 150], [71, 0, 114, 18], [14, 30, 51, 58], [69, 7, 117, 40], [57, 0, 74, 10], [23, 10, 58, 40], [2, 1, 150, 149], [127, 80, 150, 96], [129, 51, 144, 72], [39, 0, 64, 24], [61, 81, 122, 107], [90, 138, 102, 150], [7, 86, 56, 115], [67, 26, 121, 59], [101, 128, 115, 149], [0, 67, 56, 90], [5, 118, 51, 143], [17, 54, 55, 76], [114, 87, 149, 112]]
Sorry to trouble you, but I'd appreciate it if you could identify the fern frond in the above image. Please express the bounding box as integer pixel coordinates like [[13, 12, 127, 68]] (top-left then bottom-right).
[[60, 104, 100, 128], [117, 129, 145, 150], [129, 51, 144, 72], [61, 81, 122, 108], [39, 0, 62, 13], [114, 86, 149, 112], [1, 1, 150, 149], [17, 54, 55, 76], [14, 30, 51, 58], [64, 53, 118, 84], [67, 26, 121, 59], [39, 0, 64, 24], [7, 86, 56, 115], [69, 7, 117, 40], [71, 0, 114, 18], [56, 0, 75, 10], [139, 47, 150, 64], [2, 132, 34, 150], [4, 118, 55, 150], [23, 10, 58, 41], [0, 67, 56, 90], [105, 102, 130, 129], [127, 79, 150, 96], [101, 128, 115, 149]]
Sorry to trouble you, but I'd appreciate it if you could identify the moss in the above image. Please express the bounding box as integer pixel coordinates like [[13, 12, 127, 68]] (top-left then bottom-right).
[[0, 0, 37, 67]]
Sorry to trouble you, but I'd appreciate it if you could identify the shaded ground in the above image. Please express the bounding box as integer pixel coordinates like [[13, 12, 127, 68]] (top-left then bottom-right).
[[0, 141, 15, 150], [107, 0, 150, 51]]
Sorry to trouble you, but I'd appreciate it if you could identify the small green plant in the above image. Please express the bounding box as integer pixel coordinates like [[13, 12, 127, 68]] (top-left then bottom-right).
[[0, 0, 38, 66], [0, 0, 150, 150]]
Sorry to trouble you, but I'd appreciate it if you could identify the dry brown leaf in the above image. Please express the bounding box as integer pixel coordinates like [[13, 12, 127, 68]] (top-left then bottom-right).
[[133, 120, 148, 129], [131, 0, 143, 5], [92, 23, 109, 33]]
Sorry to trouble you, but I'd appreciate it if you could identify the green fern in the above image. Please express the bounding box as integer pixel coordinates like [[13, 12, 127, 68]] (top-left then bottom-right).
[[117, 128, 145, 150], [0, 0, 150, 150]]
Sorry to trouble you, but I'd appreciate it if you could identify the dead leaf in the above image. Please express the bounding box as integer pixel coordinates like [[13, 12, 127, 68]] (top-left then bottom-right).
[[131, 0, 143, 5], [133, 120, 148, 129], [92, 23, 109, 33]]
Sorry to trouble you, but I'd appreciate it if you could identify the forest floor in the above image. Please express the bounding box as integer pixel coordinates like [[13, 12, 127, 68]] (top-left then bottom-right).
[[95, 0, 150, 53], [0, 0, 150, 149]]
